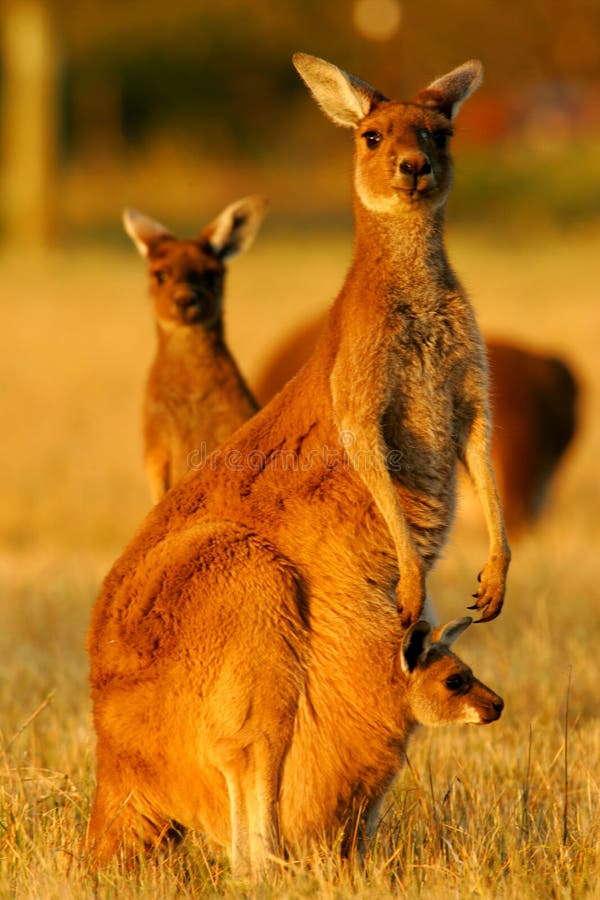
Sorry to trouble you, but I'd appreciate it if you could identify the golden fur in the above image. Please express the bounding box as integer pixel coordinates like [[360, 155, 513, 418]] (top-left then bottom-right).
[[87, 605, 502, 872], [88, 55, 509, 874], [289, 53, 510, 620]]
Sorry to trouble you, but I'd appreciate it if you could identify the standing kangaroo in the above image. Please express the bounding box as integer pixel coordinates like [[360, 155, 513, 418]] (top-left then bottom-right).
[[289, 53, 510, 617], [123, 196, 265, 502], [87, 56, 509, 873]]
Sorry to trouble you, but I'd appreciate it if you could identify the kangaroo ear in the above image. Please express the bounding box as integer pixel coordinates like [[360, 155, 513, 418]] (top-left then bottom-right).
[[414, 60, 483, 120], [205, 195, 267, 261], [123, 208, 174, 258], [293, 52, 387, 128], [432, 616, 473, 647], [400, 620, 432, 674]]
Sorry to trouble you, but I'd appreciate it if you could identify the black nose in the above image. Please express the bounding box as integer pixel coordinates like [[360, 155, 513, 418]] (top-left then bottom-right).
[[399, 157, 431, 177], [174, 289, 202, 310], [493, 696, 504, 714]]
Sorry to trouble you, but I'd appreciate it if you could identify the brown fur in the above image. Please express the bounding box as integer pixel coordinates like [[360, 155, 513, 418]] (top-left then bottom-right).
[[285, 53, 510, 621], [486, 341, 579, 533], [87, 608, 502, 873], [254, 324, 579, 537], [88, 56, 509, 874], [123, 197, 265, 502]]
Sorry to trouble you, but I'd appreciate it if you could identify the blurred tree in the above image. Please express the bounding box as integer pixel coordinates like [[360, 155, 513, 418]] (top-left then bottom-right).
[[54, 0, 599, 154], [3, 0, 599, 239], [1, 0, 60, 248]]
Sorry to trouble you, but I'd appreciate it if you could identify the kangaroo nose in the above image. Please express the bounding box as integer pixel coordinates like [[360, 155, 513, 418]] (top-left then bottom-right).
[[399, 155, 432, 177], [399, 154, 432, 191], [174, 287, 201, 309]]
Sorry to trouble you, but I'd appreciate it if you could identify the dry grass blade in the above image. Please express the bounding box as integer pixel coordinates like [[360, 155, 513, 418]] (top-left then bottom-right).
[[563, 664, 572, 846], [4, 690, 56, 751]]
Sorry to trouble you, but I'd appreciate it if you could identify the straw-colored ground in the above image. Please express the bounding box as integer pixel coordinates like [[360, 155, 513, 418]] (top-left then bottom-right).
[[1, 224, 599, 897]]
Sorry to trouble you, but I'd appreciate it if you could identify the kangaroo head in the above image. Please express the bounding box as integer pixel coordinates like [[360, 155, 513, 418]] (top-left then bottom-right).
[[123, 195, 267, 329], [293, 53, 482, 215], [398, 617, 504, 727]]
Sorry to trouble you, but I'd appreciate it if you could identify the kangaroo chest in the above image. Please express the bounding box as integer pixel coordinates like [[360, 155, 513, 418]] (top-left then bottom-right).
[[393, 290, 463, 362], [386, 300, 464, 438], [377, 297, 469, 551]]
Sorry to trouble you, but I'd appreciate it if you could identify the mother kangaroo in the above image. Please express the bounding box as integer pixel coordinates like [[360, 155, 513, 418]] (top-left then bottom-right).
[[87, 54, 509, 875]]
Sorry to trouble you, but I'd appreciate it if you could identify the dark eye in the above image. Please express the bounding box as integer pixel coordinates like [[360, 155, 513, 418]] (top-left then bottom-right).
[[189, 271, 220, 293], [432, 129, 452, 150], [362, 130, 382, 150], [445, 674, 464, 691], [153, 270, 168, 285]]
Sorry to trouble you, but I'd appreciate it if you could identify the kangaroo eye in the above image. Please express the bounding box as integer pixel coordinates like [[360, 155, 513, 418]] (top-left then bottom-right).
[[432, 129, 452, 150], [362, 130, 382, 150], [445, 674, 464, 691], [153, 270, 168, 285]]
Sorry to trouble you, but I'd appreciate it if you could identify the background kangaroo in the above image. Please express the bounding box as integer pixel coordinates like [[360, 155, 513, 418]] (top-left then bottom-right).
[[87, 611, 502, 874], [88, 55, 509, 873], [482, 341, 579, 534], [254, 320, 580, 538], [124, 196, 265, 502]]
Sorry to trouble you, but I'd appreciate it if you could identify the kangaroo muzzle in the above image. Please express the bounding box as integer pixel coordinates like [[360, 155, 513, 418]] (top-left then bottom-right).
[[398, 152, 434, 193]]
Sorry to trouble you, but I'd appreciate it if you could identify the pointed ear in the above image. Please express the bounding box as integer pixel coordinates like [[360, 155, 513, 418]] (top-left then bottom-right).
[[122, 208, 174, 258], [414, 60, 483, 120], [205, 195, 267, 261], [432, 616, 473, 647], [400, 620, 432, 674], [293, 52, 387, 128]]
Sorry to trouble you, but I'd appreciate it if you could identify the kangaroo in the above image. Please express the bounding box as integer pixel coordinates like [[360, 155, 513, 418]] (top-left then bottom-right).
[[86, 612, 502, 873], [87, 55, 509, 874], [123, 196, 265, 502], [485, 341, 578, 533], [288, 52, 510, 618], [254, 323, 579, 539]]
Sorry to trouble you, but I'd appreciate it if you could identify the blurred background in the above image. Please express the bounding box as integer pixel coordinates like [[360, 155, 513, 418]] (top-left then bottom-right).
[[2, 0, 600, 245], [1, 8, 599, 889], [0, 0, 599, 558]]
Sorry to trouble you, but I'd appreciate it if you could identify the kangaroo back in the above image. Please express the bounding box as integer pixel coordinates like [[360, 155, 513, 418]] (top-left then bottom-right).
[[487, 339, 579, 532]]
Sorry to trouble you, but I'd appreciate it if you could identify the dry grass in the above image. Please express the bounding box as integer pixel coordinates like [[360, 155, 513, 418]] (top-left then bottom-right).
[[1, 224, 599, 897]]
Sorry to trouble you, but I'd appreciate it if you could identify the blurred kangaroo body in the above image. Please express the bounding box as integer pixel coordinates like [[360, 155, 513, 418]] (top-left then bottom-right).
[[255, 323, 579, 538], [88, 56, 509, 874], [124, 197, 265, 502], [487, 342, 578, 533]]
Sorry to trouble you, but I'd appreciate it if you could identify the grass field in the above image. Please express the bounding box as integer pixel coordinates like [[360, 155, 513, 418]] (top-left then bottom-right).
[[1, 224, 599, 897]]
